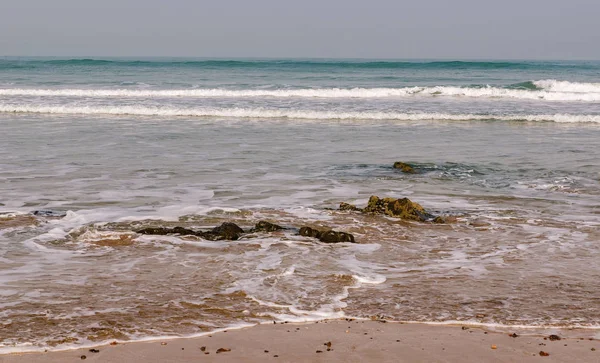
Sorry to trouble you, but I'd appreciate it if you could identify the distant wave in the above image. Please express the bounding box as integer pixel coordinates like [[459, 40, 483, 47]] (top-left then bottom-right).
[[1, 58, 598, 70], [1, 80, 599, 101], [1, 104, 598, 123]]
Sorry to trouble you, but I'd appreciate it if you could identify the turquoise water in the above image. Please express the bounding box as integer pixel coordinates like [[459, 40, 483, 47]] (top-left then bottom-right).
[[1, 58, 599, 352]]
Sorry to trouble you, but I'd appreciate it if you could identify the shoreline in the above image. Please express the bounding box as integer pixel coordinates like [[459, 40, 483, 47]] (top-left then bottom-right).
[[1, 320, 598, 362]]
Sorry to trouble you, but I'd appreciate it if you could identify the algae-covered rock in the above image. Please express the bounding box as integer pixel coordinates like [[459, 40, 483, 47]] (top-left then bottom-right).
[[393, 161, 415, 174], [363, 195, 434, 222], [339, 202, 362, 212], [252, 220, 284, 232]]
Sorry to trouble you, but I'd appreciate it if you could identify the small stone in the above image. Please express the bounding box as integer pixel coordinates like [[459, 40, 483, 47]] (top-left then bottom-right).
[[80, 356, 86, 360], [110, 341, 118, 346], [548, 334, 561, 341], [274, 355, 279, 357], [491, 345, 497, 349], [592, 348, 596, 351], [539, 351, 550, 356], [509, 333, 518, 338], [264, 350, 269, 353], [88, 349, 100, 353], [216, 348, 231, 353], [200, 346, 206, 351], [324, 342, 332, 348], [461, 327, 468, 330], [161, 342, 167, 345], [316, 350, 323, 353]]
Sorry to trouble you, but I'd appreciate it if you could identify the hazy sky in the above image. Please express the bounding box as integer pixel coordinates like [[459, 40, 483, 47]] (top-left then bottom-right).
[[1, 0, 599, 59]]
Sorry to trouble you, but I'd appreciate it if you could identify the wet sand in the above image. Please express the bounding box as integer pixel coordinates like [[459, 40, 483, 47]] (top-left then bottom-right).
[[1, 321, 598, 363]]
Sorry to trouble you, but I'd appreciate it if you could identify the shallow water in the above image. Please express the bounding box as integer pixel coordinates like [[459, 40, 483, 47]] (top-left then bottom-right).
[[1, 58, 600, 351]]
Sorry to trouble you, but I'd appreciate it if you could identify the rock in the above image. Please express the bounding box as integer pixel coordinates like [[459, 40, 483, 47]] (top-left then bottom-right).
[[432, 216, 446, 224], [136, 227, 198, 236], [299, 226, 356, 243], [137, 223, 243, 240], [393, 161, 415, 174], [32, 210, 67, 218], [299, 226, 321, 238], [548, 334, 561, 341], [363, 195, 434, 222], [253, 221, 284, 232], [204, 222, 244, 241], [319, 230, 355, 243], [339, 202, 361, 211]]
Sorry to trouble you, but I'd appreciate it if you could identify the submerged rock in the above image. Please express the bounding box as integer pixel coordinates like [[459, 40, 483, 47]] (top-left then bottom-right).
[[299, 226, 356, 243], [299, 226, 321, 238], [32, 210, 67, 218], [137, 222, 244, 241], [136, 226, 198, 236], [252, 220, 284, 232], [393, 161, 416, 174], [204, 222, 244, 241], [318, 230, 355, 243]]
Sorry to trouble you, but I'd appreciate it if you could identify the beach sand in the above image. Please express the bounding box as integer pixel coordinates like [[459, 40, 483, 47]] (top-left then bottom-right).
[[1, 321, 598, 363]]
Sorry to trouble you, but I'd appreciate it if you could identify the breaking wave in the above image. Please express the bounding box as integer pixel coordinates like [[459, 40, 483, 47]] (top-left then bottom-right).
[[1, 104, 599, 123], [1, 79, 599, 101]]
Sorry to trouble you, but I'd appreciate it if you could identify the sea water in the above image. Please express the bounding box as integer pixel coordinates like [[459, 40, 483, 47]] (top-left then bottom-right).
[[0, 58, 599, 352]]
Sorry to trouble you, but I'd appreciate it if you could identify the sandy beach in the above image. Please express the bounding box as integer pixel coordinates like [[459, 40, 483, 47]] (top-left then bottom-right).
[[2, 321, 598, 363]]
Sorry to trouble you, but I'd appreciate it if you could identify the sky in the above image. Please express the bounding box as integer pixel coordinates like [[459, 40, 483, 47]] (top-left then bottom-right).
[[1, 0, 599, 59]]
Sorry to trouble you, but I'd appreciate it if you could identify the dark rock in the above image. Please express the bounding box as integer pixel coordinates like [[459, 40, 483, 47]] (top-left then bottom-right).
[[339, 202, 361, 212], [204, 222, 244, 241], [299, 226, 355, 243], [299, 226, 321, 238], [136, 227, 198, 236], [253, 221, 284, 232], [393, 161, 416, 174], [136, 227, 174, 235], [363, 195, 435, 222], [319, 230, 355, 243], [548, 334, 561, 341]]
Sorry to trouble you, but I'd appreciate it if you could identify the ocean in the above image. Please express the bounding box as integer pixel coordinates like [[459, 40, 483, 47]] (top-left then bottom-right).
[[1, 57, 599, 352]]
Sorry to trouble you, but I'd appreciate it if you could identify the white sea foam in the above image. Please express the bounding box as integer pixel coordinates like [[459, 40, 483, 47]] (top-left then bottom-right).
[[1, 104, 599, 123], [533, 79, 600, 94], [1, 80, 600, 101]]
